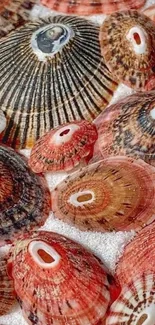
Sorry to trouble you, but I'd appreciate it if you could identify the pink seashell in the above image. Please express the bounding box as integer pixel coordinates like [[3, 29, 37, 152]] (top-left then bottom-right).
[[7, 231, 110, 325], [51, 156, 155, 232], [29, 120, 98, 173], [0, 256, 15, 316], [143, 5, 155, 22], [100, 10, 155, 91]]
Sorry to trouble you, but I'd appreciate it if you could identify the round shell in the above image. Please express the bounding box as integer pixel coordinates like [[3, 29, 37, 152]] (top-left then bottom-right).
[[51, 156, 155, 232], [7, 231, 110, 325], [143, 5, 155, 22], [0, 256, 15, 316], [106, 273, 155, 325], [0, 145, 51, 244], [0, 110, 6, 134], [29, 120, 98, 173], [41, 0, 145, 15], [92, 91, 155, 166], [100, 10, 155, 91], [0, 15, 118, 149]]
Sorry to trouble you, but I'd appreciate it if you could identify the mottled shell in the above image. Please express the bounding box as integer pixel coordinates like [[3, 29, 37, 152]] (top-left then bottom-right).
[[106, 273, 155, 325], [0, 145, 51, 244], [100, 10, 155, 91], [41, 0, 146, 15], [143, 5, 155, 22], [0, 257, 15, 316], [0, 15, 118, 149], [92, 91, 155, 166], [51, 156, 155, 232], [29, 120, 98, 173], [0, 110, 6, 134], [7, 231, 110, 325]]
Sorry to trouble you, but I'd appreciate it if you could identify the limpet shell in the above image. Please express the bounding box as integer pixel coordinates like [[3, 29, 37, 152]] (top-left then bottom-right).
[[100, 10, 155, 91], [51, 156, 155, 232], [0, 145, 51, 244], [0, 256, 15, 316], [0, 110, 6, 134], [0, 15, 118, 149], [7, 231, 110, 325]]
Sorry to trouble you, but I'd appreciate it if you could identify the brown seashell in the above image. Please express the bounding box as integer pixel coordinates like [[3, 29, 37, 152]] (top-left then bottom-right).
[[0, 256, 15, 316], [0, 145, 51, 244], [0, 15, 118, 149], [51, 156, 155, 232], [7, 231, 110, 325], [100, 10, 155, 91]]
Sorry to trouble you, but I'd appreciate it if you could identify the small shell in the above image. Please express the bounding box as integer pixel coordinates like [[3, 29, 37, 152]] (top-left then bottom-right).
[[41, 0, 146, 15], [143, 5, 155, 22], [92, 91, 155, 166], [7, 231, 110, 325], [0, 145, 51, 244], [106, 273, 155, 325], [0, 110, 6, 134], [51, 156, 155, 232], [0, 15, 118, 149], [100, 10, 155, 91], [29, 120, 98, 173], [0, 257, 15, 316]]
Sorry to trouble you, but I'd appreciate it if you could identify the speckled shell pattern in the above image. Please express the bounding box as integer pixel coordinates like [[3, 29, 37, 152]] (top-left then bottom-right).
[[41, 0, 146, 15], [0, 145, 51, 243], [100, 10, 155, 90], [0, 256, 15, 316], [0, 15, 118, 149], [91, 91, 155, 166], [7, 231, 110, 325], [51, 156, 155, 232]]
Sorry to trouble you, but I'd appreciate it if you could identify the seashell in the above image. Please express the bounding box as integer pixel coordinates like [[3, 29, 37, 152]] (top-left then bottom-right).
[[51, 156, 155, 232], [0, 256, 15, 316], [0, 15, 118, 149], [29, 120, 98, 173], [7, 231, 110, 325], [143, 5, 155, 22], [106, 273, 155, 325], [0, 110, 6, 134], [100, 10, 155, 91], [41, 0, 146, 15], [92, 91, 155, 166], [0, 145, 51, 244]]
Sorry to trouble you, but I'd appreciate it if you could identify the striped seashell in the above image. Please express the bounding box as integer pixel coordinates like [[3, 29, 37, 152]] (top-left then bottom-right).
[[0, 110, 6, 134], [0, 256, 15, 316], [106, 273, 155, 325], [143, 5, 155, 22], [100, 10, 155, 91], [41, 0, 146, 15], [7, 231, 110, 325], [51, 156, 155, 232], [0, 145, 51, 245], [0, 15, 118, 149], [29, 120, 98, 173], [91, 91, 155, 166]]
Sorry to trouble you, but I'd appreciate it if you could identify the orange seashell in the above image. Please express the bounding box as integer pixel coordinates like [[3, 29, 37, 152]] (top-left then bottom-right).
[[100, 10, 155, 91], [41, 0, 145, 15], [91, 91, 155, 166], [29, 120, 98, 173], [7, 231, 110, 325], [0, 256, 15, 316], [143, 5, 155, 22], [51, 156, 155, 232]]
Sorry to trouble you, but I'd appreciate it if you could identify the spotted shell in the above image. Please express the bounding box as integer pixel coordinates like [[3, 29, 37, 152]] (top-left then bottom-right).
[[0, 145, 51, 244], [106, 273, 155, 324], [7, 231, 110, 325], [51, 156, 155, 232], [143, 5, 155, 22], [41, 0, 146, 15], [100, 10, 155, 91], [0, 15, 118, 149], [91, 91, 155, 166], [0, 256, 15, 316], [0, 110, 6, 134]]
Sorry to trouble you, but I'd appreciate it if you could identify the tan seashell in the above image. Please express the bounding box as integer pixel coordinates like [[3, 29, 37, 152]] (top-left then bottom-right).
[[0, 110, 6, 134], [0, 256, 15, 316]]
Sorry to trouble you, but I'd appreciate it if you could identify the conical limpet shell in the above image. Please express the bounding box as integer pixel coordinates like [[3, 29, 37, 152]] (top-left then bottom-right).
[[0, 256, 15, 316], [29, 120, 98, 173], [92, 91, 155, 166], [51, 156, 155, 232], [0, 15, 118, 149], [0, 145, 51, 244], [7, 231, 110, 325], [0, 110, 6, 134], [100, 10, 155, 91]]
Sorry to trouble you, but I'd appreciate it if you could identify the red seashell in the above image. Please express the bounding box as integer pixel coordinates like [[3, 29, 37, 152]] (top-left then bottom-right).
[[0, 256, 15, 316], [29, 120, 98, 173], [100, 10, 155, 91], [7, 231, 110, 325], [51, 156, 155, 232]]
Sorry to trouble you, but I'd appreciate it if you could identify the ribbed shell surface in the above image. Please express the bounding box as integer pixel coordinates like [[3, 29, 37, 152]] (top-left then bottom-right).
[[0, 257, 15, 316]]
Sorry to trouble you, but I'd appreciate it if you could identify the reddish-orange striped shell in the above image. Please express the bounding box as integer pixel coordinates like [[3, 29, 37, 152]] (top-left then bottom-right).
[[0, 256, 15, 316], [7, 231, 110, 325]]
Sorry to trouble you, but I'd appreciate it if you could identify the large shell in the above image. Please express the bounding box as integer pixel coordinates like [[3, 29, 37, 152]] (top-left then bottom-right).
[[0, 15, 118, 149], [51, 156, 155, 232], [92, 91, 155, 166], [7, 231, 110, 325], [100, 10, 155, 91], [0, 145, 51, 244], [41, 0, 146, 15], [0, 256, 15, 316], [0, 110, 6, 134]]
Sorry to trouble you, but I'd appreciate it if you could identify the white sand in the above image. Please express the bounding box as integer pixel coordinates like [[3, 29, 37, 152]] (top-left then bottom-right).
[[0, 1, 153, 323]]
